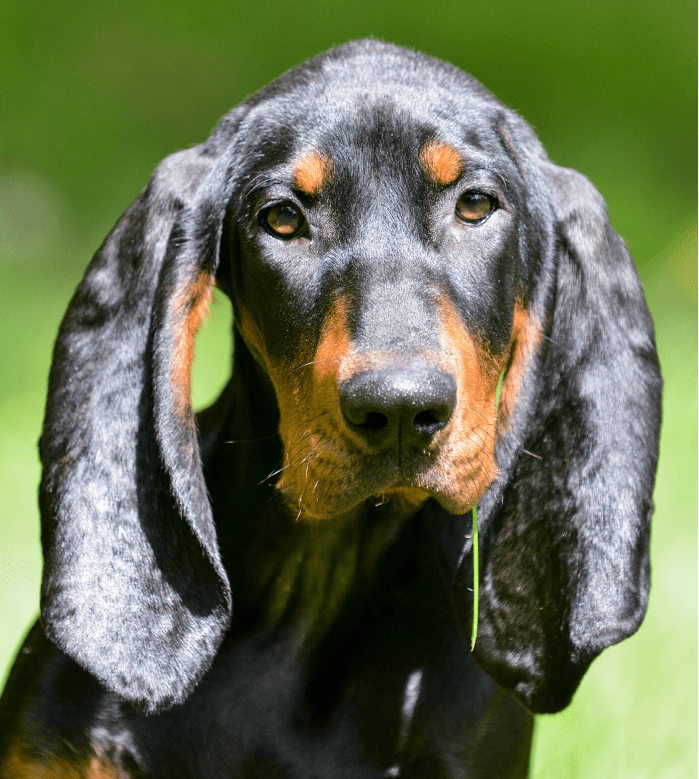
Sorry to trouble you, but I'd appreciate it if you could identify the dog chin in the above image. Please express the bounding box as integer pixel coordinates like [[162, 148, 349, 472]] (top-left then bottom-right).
[[295, 480, 477, 521], [431, 491, 476, 515]]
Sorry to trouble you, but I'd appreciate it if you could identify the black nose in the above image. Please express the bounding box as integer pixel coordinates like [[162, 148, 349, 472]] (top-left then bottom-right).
[[339, 365, 457, 450]]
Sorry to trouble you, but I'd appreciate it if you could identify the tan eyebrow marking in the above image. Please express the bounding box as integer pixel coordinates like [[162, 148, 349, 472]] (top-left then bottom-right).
[[420, 141, 463, 186], [292, 151, 333, 195]]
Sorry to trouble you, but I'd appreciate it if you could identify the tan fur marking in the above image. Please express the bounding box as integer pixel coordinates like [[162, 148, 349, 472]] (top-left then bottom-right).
[[275, 296, 353, 519], [170, 271, 214, 414], [428, 297, 503, 513], [420, 141, 463, 186], [0, 743, 127, 779], [497, 303, 543, 431], [85, 757, 124, 779], [312, 296, 352, 385], [292, 151, 333, 195]]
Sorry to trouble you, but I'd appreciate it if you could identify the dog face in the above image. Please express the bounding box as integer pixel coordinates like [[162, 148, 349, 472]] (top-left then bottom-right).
[[37, 41, 661, 715], [224, 64, 535, 519]]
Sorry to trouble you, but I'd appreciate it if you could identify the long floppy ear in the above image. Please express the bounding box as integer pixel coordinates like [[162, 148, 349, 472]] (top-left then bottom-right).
[[39, 144, 237, 713], [463, 121, 662, 714]]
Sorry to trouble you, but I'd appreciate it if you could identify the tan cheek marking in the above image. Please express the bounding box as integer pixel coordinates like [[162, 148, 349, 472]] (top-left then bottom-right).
[[312, 295, 352, 386], [497, 303, 543, 430], [439, 299, 498, 400], [436, 298, 504, 509], [420, 141, 463, 186], [170, 271, 215, 415], [311, 295, 356, 441], [292, 151, 333, 195], [275, 296, 354, 510], [0, 744, 126, 779], [284, 294, 352, 442]]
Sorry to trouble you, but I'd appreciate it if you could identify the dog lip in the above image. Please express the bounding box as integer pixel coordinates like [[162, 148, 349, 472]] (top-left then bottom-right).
[[284, 443, 488, 519], [355, 457, 487, 514], [344, 467, 469, 512]]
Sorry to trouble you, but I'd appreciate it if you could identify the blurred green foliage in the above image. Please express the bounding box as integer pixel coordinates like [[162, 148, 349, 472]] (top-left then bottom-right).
[[1, 1, 695, 775]]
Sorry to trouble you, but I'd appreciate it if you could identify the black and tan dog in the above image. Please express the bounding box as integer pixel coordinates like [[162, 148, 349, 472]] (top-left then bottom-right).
[[0, 41, 661, 778]]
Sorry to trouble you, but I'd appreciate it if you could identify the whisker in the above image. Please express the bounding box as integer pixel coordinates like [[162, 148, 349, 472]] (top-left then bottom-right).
[[260, 461, 293, 485], [292, 357, 341, 372], [224, 432, 278, 445]]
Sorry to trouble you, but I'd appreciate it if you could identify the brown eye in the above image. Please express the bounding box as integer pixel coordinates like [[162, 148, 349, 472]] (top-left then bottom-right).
[[455, 191, 496, 223], [263, 203, 306, 238]]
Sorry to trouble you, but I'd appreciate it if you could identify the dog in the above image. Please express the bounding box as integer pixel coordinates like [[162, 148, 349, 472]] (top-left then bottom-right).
[[0, 40, 661, 778]]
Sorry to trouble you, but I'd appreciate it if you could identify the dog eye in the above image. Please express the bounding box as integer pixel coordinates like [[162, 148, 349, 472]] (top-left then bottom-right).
[[455, 191, 496, 223], [262, 203, 307, 239]]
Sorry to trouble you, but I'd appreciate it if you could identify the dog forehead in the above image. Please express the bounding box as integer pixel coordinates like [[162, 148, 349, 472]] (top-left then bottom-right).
[[232, 43, 504, 157]]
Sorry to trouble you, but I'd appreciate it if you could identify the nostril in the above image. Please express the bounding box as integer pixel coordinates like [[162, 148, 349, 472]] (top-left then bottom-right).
[[413, 408, 450, 435], [351, 410, 389, 433]]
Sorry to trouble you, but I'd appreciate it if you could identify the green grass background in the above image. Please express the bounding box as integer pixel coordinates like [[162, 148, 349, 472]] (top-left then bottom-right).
[[1, 1, 695, 774]]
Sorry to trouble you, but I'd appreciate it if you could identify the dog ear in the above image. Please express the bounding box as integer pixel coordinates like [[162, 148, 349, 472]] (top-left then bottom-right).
[[463, 119, 662, 713], [39, 143, 239, 713]]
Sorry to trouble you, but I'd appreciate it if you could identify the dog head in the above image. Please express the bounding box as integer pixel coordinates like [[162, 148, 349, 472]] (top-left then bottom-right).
[[39, 41, 661, 713]]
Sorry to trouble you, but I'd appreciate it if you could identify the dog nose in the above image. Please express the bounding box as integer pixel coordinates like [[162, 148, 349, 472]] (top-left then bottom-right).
[[339, 365, 456, 450]]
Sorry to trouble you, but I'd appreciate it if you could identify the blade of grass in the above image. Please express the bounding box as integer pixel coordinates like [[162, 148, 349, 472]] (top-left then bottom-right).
[[471, 504, 479, 650]]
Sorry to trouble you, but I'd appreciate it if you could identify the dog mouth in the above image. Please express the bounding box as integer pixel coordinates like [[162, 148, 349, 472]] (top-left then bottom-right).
[[278, 445, 493, 520], [273, 355, 501, 520]]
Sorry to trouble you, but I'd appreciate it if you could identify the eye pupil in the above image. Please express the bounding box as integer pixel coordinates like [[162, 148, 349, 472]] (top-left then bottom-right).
[[456, 192, 494, 223], [264, 203, 305, 238]]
